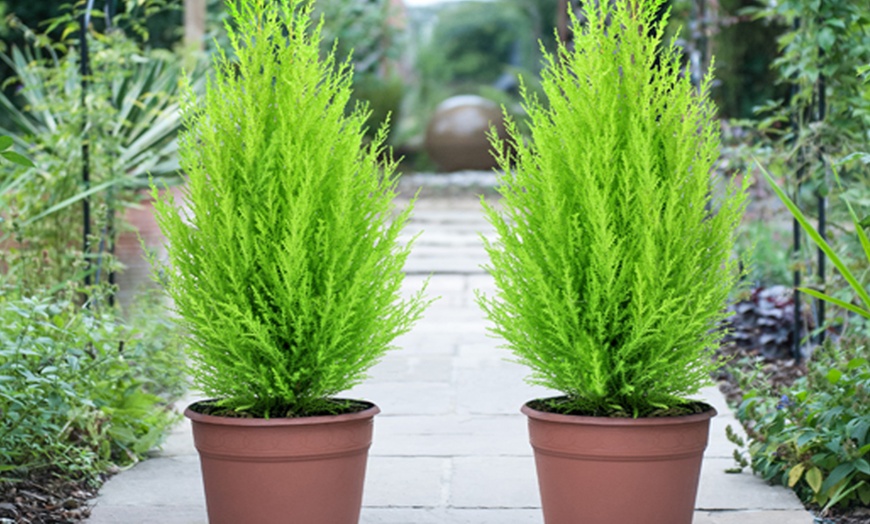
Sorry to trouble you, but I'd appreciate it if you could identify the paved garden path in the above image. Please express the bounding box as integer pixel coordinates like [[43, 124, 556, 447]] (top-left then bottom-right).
[[91, 182, 813, 523]]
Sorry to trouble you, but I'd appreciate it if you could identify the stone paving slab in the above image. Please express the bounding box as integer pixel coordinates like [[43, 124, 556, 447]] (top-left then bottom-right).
[[90, 195, 815, 523], [364, 457, 449, 507], [358, 509, 815, 524], [351, 382, 456, 416], [694, 511, 815, 524], [88, 506, 815, 524], [697, 459, 807, 511], [363, 509, 542, 524], [450, 457, 539, 508], [369, 415, 530, 457]]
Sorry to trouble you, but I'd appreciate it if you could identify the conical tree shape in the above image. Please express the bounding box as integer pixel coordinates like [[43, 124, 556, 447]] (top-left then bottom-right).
[[479, 0, 748, 417], [152, 0, 428, 418]]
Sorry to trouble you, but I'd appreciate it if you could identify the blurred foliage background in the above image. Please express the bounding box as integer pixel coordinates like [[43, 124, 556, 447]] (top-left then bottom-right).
[[0, 0, 828, 140]]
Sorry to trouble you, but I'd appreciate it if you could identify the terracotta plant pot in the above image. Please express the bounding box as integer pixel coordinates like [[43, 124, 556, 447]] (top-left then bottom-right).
[[186, 401, 379, 524], [522, 401, 716, 524]]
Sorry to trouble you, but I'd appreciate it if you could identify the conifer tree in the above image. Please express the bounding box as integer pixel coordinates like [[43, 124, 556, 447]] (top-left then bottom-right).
[[151, 0, 428, 418], [479, 0, 748, 417]]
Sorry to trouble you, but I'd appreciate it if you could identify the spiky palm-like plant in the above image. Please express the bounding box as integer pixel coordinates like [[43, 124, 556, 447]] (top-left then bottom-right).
[[152, 0, 428, 418], [479, 0, 749, 417]]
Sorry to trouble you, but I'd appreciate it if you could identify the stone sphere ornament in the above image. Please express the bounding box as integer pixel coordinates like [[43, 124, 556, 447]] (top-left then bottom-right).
[[424, 95, 508, 172]]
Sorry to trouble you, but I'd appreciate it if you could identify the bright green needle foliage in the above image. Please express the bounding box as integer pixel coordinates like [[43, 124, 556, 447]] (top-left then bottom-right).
[[479, 0, 749, 417], [150, 0, 428, 418]]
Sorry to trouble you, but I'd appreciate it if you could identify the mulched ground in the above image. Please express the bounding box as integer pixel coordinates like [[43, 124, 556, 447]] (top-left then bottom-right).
[[0, 471, 106, 524], [716, 284, 811, 405], [810, 507, 870, 524]]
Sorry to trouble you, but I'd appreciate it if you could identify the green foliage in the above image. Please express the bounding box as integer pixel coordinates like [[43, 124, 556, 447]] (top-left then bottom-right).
[[353, 74, 405, 142], [712, 0, 788, 119], [424, 1, 536, 86], [314, 0, 405, 142], [0, 289, 184, 483], [152, 0, 428, 418], [668, 0, 788, 119], [751, 0, 870, 200], [0, 10, 199, 292], [479, 0, 748, 417], [202, 0, 404, 142], [0, 1, 188, 492], [736, 220, 792, 287], [0, 0, 179, 104], [762, 165, 870, 321], [732, 162, 870, 513], [314, 0, 401, 78], [401, 0, 557, 146], [0, 23, 189, 181], [734, 343, 870, 513], [724, 423, 750, 473], [759, 0, 870, 119], [0, 134, 33, 168]]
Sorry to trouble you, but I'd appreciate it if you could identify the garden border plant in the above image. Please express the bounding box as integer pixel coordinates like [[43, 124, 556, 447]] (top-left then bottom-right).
[[478, 0, 748, 522], [724, 165, 870, 516], [0, 4, 201, 294], [2, 141, 187, 516], [150, 0, 428, 521]]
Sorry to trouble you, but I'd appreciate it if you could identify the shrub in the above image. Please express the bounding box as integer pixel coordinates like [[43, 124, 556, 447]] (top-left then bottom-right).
[[478, 0, 748, 417], [734, 342, 870, 512], [0, 12, 186, 492], [151, 0, 428, 418], [732, 160, 870, 514], [0, 289, 184, 483]]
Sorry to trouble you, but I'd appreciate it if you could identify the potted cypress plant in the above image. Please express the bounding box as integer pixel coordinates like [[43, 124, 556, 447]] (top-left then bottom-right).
[[478, 1, 748, 523], [149, 0, 428, 522]]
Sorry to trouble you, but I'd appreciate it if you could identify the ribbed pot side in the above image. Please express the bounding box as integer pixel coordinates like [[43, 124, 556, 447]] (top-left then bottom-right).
[[522, 402, 716, 524], [185, 402, 379, 524]]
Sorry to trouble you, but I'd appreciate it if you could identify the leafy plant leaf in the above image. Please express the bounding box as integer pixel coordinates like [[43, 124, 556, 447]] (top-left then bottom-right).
[[760, 164, 870, 316], [807, 467, 823, 493], [788, 463, 806, 487], [821, 463, 856, 495], [1, 151, 35, 168]]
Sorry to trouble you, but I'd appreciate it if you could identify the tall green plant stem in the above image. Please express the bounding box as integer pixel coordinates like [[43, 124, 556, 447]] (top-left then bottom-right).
[[479, 0, 749, 417], [761, 164, 870, 321], [151, 0, 428, 417]]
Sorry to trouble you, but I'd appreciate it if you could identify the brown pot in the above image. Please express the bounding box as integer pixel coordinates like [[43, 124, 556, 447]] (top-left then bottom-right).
[[186, 401, 379, 524], [522, 401, 716, 524]]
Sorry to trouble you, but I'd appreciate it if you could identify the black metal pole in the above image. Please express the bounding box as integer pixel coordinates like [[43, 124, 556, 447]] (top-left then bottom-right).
[[815, 66, 826, 344], [792, 170, 803, 362], [107, 208, 116, 308], [89, 0, 119, 308], [81, 1, 94, 294], [789, 19, 802, 363], [107, 0, 117, 308]]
